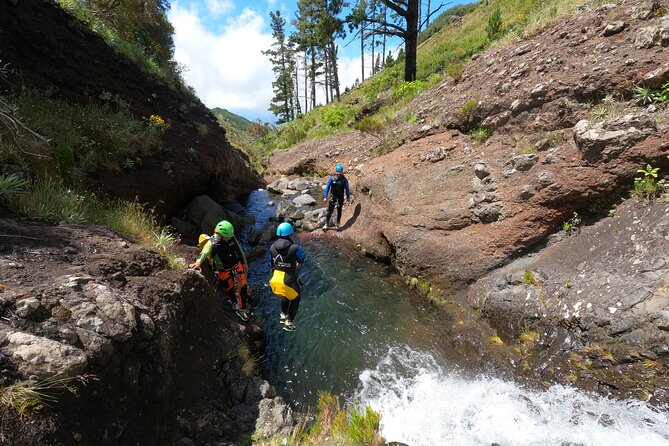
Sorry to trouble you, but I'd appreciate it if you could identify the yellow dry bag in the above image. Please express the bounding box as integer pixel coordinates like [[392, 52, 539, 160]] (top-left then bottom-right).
[[269, 270, 298, 300]]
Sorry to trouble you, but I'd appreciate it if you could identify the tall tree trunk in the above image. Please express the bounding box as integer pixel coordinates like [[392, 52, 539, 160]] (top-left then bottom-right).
[[324, 50, 330, 104], [404, 0, 418, 81], [382, 4, 387, 68], [360, 24, 365, 82], [426, 0, 431, 27], [330, 40, 341, 101], [303, 49, 308, 113], [310, 47, 316, 109], [294, 59, 301, 117], [280, 52, 290, 121], [371, 23, 376, 75]]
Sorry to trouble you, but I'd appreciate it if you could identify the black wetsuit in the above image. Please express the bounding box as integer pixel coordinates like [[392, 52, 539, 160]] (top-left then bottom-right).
[[269, 237, 304, 322]]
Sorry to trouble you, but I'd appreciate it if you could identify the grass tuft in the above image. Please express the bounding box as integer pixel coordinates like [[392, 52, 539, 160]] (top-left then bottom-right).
[[2, 178, 182, 267], [1, 374, 96, 419], [238, 344, 263, 378]]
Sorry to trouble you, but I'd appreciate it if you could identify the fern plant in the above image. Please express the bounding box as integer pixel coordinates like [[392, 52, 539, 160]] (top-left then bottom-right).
[[469, 127, 491, 141], [634, 86, 654, 105], [0, 173, 28, 199]]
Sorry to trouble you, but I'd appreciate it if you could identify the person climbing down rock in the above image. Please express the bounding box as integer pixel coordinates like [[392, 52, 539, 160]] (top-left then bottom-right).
[[269, 222, 305, 332], [323, 164, 350, 231], [190, 220, 251, 322]]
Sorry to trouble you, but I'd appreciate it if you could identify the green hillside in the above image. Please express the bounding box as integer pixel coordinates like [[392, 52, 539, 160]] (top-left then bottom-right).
[[211, 107, 253, 131], [211, 108, 269, 169]]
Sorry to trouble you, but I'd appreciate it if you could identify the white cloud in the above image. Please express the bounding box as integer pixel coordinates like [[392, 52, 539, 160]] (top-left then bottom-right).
[[205, 0, 233, 16], [169, 3, 274, 120]]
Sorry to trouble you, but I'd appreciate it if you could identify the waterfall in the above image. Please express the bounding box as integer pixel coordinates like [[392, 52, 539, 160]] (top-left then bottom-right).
[[357, 346, 669, 446]]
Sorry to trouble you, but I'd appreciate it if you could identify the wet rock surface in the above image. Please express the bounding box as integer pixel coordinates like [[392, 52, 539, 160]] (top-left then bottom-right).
[[469, 198, 669, 403]]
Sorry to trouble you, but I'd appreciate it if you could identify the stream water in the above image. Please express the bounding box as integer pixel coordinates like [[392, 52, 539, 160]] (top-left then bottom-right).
[[241, 189, 669, 446]]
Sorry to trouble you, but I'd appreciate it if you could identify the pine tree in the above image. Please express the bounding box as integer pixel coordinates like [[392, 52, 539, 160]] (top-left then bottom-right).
[[293, 0, 346, 104], [292, 0, 320, 110], [263, 11, 296, 124], [385, 50, 395, 66], [353, 0, 446, 82]]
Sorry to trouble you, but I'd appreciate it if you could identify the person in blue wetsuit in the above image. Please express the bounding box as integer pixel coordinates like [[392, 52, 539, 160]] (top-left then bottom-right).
[[323, 164, 350, 231], [269, 222, 305, 332]]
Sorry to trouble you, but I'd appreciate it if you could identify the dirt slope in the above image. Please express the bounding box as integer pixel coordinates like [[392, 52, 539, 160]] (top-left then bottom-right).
[[0, 0, 263, 215]]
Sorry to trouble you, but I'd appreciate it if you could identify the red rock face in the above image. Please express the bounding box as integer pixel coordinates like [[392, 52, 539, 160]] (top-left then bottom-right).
[[269, 4, 669, 291]]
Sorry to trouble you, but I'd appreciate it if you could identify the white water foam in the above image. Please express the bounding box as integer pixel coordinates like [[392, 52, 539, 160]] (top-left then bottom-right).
[[356, 347, 669, 446]]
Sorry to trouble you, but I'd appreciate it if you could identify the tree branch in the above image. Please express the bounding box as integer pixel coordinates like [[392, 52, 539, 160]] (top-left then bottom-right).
[[380, 0, 408, 17], [420, 2, 448, 30]]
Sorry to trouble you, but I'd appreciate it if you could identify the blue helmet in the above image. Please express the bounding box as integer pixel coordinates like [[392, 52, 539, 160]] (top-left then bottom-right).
[[335, 164, 344, 173], [276, 222, 293, 237]]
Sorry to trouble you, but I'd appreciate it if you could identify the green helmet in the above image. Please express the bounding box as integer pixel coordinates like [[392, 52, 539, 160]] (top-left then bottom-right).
[[215, 220, 234, 238]]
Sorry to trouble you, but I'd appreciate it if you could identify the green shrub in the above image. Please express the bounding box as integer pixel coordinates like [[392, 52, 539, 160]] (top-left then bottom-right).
[[590, 106, 608, 121], [1, 382, 48, 416], [16, 91, 160, 173], [364, 64, 404, 102], [405, 111, 419, 124], [0, 173, 29, 200], [460, 98, 478, 117], [56, 0, 185, 89], [446, 61, 466, 82], [2, 177, 182, 266], [469, 127, 491, 141], [562, 212, 581, 234], [486, 8, 504, 40], [390, 80, 426, 102], [299, 391, 384, 446], [633, 164, 665, 199], [323, 105, 346, 128], [523, 270, 536, 285], [354, 115, 385, 134], [654, 81, 669, 104], [11, 178, 88, 223], [1, 374, 94, 420], [634, 86, 653, 105], [521, 144, 537, 154], [347, 405, 383, 445], [633, 82, 669, 105]]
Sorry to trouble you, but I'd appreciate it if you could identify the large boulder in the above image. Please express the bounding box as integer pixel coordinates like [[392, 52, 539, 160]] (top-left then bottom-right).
[[0, 329, 88, 379], [187, 195, 247, 234]]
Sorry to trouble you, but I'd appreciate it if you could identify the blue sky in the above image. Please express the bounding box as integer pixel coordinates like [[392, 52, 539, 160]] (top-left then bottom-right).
[[167, 0, 473, 122]]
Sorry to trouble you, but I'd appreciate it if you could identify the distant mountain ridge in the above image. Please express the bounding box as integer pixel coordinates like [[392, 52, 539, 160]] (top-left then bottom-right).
[[211, 107, 253, 130]]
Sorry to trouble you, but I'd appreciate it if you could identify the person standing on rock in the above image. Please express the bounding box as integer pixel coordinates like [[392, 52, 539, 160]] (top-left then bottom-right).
[[323, 164, 350, 231], [269, 222, 305, 332], [189, 220, 250, 322]]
